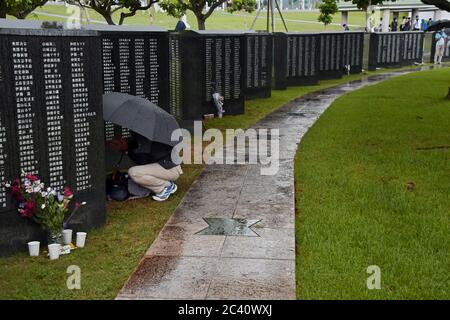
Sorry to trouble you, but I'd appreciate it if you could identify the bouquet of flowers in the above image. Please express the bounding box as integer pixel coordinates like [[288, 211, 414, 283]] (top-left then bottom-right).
[[6, 173, 85, 243]]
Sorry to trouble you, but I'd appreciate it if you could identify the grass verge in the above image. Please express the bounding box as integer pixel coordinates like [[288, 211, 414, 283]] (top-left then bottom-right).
[[295, 68, 450, 299]]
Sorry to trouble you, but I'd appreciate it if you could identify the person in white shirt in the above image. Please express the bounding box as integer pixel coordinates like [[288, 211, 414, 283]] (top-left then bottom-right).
[[413, 16, 420, 31], [434, 28, 448, 64]]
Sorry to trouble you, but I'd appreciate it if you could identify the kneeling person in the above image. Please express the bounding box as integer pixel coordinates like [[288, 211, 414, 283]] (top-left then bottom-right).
[[111, 132, 182, 201]]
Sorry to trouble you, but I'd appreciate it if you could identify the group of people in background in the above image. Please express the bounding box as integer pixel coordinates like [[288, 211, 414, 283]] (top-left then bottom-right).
[[390, 15, 433, 32]]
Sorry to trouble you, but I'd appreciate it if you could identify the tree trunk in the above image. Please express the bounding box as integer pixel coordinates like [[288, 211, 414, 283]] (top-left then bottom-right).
[[94, 8, 115, 25], [0, 4, 6, 19], [102, 13, 115, 25], [196, 16, 206, 30]]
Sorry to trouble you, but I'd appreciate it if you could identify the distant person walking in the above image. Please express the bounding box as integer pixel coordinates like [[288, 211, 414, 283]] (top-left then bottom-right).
[[413, 15, 420, 31], [342, 23, 349, 31], [404, 17, 411, 31], [175, 16, 187, 32], [400, 16, 406, 31], [391, 17, 398, 31], [434, 28, 448, 64], [421, 19, 428, 31]]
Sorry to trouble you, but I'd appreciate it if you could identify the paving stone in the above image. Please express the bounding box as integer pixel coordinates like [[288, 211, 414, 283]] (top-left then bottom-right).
[[146, 224, 226, 257], [206, 257, 296, 300], [117, 256, 220, 300], [233, 202, 295, 229], [221, 228, 295, 260]]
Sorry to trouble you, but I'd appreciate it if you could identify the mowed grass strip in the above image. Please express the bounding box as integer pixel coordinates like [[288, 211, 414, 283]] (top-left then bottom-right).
[[295, 68, 450, 299]]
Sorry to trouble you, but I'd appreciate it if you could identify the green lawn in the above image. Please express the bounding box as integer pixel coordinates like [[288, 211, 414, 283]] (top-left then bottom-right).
[[0, 66, 438, 299], [17, 4, 367, 31], [295, 68, 450, 299]]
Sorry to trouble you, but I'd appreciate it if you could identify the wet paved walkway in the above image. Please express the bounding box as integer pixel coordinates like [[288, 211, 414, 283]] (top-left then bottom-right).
[[116, 68, 435, 300]]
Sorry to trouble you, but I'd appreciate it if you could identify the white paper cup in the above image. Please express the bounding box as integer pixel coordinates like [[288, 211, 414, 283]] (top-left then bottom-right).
[[76, 232, 87, 248], [63, 229, 73, 245], [27, 241, 40, 257], [48, 244, 61, 260]]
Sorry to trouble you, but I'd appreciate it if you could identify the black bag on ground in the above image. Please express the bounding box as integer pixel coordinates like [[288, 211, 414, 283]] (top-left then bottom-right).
[[106, 167, 129, 201]]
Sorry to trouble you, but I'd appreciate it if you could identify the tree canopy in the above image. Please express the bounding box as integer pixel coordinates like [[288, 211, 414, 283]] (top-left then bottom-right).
[[66, 0, 159, 25], [318, 0, 338, 27], [0, 0, 48, 19], [159, 0, 256, 30]]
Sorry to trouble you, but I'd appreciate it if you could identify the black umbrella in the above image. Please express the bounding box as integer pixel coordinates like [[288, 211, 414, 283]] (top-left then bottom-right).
[[103, 92, 181, 147], [425, 19, 450, 32]]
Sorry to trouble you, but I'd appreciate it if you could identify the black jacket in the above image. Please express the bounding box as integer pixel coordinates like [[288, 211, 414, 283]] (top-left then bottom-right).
[[127, 133, 178, 169]]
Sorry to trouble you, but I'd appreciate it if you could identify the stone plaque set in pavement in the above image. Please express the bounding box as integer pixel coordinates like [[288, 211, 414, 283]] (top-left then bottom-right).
[[0, 27, 105, 256]]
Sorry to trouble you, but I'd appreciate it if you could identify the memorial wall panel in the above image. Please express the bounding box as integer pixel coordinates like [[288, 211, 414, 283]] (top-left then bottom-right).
[[369, 32, 423, 71], [243, 33, 273, 99], [318, 32, 344, 79], [402, 32, 424, 65], [169, 31, 244, 126], [273, 32, 319, 90], [0, 28, 105, 256], [86, 26, 170, 141], [343, 32, 364, 74]]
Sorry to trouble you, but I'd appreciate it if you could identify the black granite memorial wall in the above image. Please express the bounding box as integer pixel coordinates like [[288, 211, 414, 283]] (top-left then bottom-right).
[[243, 32, 273, 99], [273, 32, 320, 90], [318, 32, 344, 80], [402, 32, 424, 65], [0, 26, 105, 256], [343, 32, 364, 74], [168, 31, 245, 125], [368, 32, 403, 70], [85, 25, 169, 142], [429, 29, 450, 63], [368, 32, 424, 71]]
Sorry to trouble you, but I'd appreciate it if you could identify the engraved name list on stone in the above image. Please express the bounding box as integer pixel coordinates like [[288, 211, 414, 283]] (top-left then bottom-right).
[[0, 115, 6, 209], [118, 38, 131, 138], [69, 41, 94, 192], [148, 38, 159, 104], [233, 38, 241, 99], [12, 41, 38, 176], [42, 41, 65, 190], [101, 38, 115, 140]]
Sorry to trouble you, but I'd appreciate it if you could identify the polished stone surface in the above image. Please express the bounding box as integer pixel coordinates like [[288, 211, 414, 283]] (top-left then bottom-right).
[[117, 68, 433, 300]]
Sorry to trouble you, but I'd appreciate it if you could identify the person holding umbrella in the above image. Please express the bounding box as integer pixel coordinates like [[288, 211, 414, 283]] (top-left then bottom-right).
[[109, 133, 182, 201], [434, 28, 448, 65], [103, 93, 183, 201]]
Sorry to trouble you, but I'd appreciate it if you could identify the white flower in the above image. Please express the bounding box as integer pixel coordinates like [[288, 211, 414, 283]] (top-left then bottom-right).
[[81, 202, 87, 206], [25, 187, 33, 194], [41, 191, 48, 198], [4, 183, 10, 188], [41, 204, 46, 210]]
